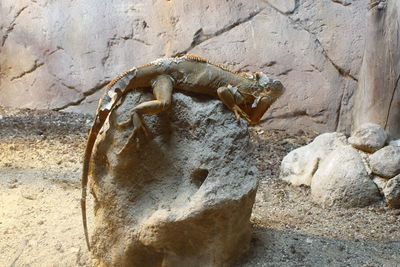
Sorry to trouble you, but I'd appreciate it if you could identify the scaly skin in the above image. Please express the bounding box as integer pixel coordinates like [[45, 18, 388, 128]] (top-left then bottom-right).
[[368, 0, 386, 10], [81, 55, 284, 250]]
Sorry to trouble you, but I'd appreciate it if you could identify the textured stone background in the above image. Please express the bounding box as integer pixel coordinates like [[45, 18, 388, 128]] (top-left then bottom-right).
[[0, 0, 368, 134]]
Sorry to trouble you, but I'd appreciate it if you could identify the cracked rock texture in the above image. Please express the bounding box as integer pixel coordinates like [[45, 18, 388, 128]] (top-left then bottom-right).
[[0, 0, 368, 134], [89, 91, 258, 266], [353, 0, 400, 138], [348, 123, 388, 153]]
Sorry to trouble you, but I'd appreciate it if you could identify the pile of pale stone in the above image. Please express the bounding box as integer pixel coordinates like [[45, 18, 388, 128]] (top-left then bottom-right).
[[280, 123, 400, 209]]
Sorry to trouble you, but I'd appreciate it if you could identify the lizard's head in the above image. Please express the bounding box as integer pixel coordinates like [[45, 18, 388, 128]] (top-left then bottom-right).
[[254, 72, 284, 99], [237, 72, 284, 124]]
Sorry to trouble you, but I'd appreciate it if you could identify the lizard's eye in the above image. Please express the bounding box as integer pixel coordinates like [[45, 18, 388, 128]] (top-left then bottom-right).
[[257, 73, 273, 87]]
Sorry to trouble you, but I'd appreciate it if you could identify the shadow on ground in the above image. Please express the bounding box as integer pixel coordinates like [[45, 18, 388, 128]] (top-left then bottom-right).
[[236, 226, 400, 267]]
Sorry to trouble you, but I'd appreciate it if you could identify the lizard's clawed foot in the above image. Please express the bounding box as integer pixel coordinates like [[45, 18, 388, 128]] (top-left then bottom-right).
[[117, 112, 149, 154], [232, 105, 251, 123], [116, 118, 133, 129], [368, 0, 386, 10]]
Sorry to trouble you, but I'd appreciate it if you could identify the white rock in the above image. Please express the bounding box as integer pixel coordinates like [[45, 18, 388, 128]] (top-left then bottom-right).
[[280, 132, 347, 186], [372, 176, 389, 195], [348, 123, 388, 153], [389, 139, 400, 147], [369, 146, 400, 178], [311, 145, 381, 208], [383, 175, 400, 209]]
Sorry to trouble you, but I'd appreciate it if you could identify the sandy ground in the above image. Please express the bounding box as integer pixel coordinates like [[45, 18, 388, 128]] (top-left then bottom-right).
[[0, 107, 399, 267]]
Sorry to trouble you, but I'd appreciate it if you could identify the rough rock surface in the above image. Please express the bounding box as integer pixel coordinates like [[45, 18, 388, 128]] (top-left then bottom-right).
[[0, 0, 368, 134], [348, 123, 388, 153], [369, 145, 400, 178], [89, 91, 258, 267], [280, 129, 400, 209], [280, 132, 347, 186], [383, 175, 400, 209], [389, 139, 400, 146], [352, 0, 400, 138], [311, 145, 381, 208], [372, 176, 389, 195]]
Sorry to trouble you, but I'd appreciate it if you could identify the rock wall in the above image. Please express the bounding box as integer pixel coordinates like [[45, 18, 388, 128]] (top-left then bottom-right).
[[353, 0, 400, 138], [0, 0, 368, 134]]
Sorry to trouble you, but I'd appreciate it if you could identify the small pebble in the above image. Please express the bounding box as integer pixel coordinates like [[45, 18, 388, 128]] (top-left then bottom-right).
[[7, 184, 18, 189]]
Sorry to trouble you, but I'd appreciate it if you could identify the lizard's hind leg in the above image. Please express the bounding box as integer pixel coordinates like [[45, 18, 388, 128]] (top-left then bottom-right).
[[132, 74, 174, 114], [117, 74, 174, 153], [116, 111, 149, 154]]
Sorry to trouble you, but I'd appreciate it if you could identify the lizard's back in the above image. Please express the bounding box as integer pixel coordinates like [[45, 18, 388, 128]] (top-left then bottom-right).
[[131, 56, 247, 96]]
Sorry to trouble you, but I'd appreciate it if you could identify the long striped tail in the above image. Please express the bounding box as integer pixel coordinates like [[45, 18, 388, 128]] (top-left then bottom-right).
[[80, 67, 138, 251], [81, 123, 101, 251]]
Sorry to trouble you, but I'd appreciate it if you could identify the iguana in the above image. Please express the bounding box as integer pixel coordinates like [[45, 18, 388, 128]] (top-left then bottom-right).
[[81, 54, 284, 250], [368, 0, 386, 10]]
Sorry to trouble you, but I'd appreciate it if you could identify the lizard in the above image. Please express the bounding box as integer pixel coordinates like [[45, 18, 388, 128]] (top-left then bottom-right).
[[81, 54, 284, 250], [368, 0, 386, 10]]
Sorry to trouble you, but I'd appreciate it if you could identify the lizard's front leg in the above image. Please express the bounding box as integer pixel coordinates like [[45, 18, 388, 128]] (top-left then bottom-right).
[[217, 86, 251, 122], [117, 74, 174, 153]]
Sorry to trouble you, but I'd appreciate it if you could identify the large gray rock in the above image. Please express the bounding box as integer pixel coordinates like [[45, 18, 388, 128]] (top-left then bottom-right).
[[89, 91, 258, 266], [383, 175, 400, 209], [311, 145, 381, 208], [0, 0, 368, 134], [369, 145, 400, 178], [280, 132, 348, 186], [348, 123, 388, 153]]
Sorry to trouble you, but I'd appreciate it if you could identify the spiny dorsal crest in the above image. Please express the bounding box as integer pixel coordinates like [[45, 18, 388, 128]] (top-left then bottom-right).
[[142, 54, 240, 76], [183, 54, 239, 75], [106, 68, 137, 89]]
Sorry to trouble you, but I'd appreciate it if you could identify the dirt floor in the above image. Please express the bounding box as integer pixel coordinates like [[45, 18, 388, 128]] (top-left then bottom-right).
[[0, 107, 399, 267]]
